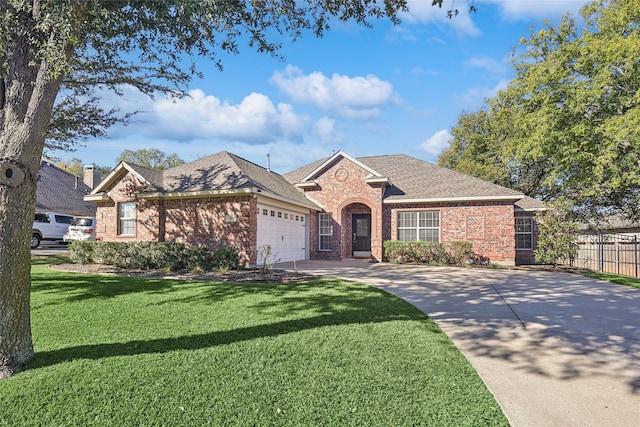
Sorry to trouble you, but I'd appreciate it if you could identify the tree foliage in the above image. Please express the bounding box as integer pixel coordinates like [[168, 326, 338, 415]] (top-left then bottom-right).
[[440, 0, 640, 219], [438, 108, 555, 200], [499, 0, 640, 216], [117, 149, 185, 170], [534, 198, 579, 266]]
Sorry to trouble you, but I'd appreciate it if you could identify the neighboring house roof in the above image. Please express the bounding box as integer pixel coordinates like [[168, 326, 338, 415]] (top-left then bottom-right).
[[285, 151, 526, 204], [88, 151, 320, 210], [36, 161, 97, 216], [578, 213, 640, 233]]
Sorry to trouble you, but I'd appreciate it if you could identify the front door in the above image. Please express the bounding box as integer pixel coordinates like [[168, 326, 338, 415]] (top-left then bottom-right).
[[352, 214, 371, 255]]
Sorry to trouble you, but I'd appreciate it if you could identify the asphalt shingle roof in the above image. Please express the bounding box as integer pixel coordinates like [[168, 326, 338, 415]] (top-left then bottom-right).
[[285, 153, 525, 202], [36, 161, 97, 216], [129, 151, 315, 207]]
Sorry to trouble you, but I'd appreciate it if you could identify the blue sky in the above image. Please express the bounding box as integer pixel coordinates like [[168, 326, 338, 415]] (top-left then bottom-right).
[[59, 0, 589, 174]]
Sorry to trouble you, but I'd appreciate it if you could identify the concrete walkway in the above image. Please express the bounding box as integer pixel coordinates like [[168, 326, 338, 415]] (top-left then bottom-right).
[[278, 259, 640, 427]]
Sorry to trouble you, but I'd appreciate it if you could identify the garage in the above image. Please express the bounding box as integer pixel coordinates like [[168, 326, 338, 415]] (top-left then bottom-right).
[[256, 204, 308, 264]]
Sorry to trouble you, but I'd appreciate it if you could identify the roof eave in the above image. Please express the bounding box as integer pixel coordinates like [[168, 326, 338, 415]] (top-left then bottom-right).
[[515, 206, 547, 212], [365, 176, 391, 186], [254, 189, 322, 211], [138, 188, 254, 200], [383, 195, 525, 204], [138, 187, 322, 211], [84, 193, 111, 202], [295, 181, 318, 189]]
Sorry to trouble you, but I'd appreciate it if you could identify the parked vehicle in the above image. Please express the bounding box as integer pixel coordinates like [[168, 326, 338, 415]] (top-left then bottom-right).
[[63, 217, 97, 243], [32, 212, 74, 249]]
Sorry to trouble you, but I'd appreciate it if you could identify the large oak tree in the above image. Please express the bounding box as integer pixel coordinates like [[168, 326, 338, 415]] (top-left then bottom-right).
[[439, 0, 640, 219], [0, 0, 414, 378]]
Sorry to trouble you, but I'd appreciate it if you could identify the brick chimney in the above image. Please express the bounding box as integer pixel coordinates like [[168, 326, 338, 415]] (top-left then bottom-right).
[[83, 164, 102, 189]]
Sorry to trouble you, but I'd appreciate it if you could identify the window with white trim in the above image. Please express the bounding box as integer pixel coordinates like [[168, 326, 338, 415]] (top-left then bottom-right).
[[397, 211, 440, 242], [515, 217, 533, 249], [319, 213, 333, 251], [118, 202, 136, 235]]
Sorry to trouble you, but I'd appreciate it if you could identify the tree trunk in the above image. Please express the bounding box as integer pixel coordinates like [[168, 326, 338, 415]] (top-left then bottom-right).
[[0, 8, 64, 378]]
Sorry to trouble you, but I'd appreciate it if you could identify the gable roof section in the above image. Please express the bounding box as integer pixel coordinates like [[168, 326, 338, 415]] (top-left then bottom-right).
[[515, 196, 546, 212], [37, 161, 97, 216], [286, 153, 524, 203], [299, 150, 385, 182], [88, 151, 319, 210]]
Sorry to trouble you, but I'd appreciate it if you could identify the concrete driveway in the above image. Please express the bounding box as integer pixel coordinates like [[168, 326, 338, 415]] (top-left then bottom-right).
[[278, 259, 640, 427]]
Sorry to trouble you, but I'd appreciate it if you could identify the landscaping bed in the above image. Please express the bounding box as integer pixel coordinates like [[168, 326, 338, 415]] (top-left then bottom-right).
[[50, 262, 318, 283]]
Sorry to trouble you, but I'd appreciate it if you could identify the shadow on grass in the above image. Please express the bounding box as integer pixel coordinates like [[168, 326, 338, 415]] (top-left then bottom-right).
[[26, 300, 436, 371], [28, 264, 439, 372]]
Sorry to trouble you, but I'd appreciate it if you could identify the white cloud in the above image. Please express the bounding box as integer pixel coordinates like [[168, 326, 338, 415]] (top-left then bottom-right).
[[270, 65, 399, 119], [460, 78, 510, 108], [421, 129, 452, 158], [88, 86, 310, 144], [384, 26, 419, 42], [314, 117, 343, 144], [487, 0, 587, 21], [402, 1, 480, 36], [467, 55, 509, 76], [150, 89, 307, 143]]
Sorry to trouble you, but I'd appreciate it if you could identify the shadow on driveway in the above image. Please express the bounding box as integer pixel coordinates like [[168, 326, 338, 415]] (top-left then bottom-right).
[[279, 260, 640, 427]]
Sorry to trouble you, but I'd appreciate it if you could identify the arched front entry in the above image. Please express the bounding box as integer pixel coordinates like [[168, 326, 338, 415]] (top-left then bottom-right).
[[341, 202, 373, 258]]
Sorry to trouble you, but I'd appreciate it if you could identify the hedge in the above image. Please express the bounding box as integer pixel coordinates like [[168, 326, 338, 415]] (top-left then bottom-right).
[[68, 241, 241, 271], [383, 240, 475, 266]]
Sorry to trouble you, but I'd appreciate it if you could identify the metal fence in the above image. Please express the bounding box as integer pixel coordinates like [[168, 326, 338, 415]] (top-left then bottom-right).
[[571, 233, 640, 277]]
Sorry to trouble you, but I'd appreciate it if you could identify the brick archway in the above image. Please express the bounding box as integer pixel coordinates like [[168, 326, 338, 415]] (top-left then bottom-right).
[[338, 199, 380, 260]]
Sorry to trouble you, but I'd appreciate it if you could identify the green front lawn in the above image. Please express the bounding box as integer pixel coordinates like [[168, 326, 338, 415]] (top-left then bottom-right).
[[0, 257, 507, 426], [582, 271, 640, 289]]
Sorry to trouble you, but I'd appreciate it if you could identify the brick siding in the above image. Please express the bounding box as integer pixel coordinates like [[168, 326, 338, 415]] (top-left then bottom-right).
[[384, 201, 517, 265], [301, 157, 385, 261], [95, 171, 258, 266]]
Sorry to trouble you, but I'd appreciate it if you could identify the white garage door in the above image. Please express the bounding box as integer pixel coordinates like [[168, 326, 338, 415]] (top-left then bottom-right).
[[257, 204, 307, 264]]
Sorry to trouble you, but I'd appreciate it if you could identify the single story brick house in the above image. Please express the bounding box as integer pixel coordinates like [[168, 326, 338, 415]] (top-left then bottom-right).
[[85, 150, 544, 266]]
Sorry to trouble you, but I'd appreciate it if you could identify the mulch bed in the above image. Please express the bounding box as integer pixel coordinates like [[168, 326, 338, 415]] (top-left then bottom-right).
[[50, 263, 319, 284]]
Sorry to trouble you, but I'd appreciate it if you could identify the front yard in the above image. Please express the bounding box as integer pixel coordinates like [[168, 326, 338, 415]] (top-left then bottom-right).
[[0, 256, 507, 426]]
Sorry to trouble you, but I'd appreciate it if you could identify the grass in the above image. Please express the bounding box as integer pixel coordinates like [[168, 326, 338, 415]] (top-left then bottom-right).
[[0, 256, 508, 426], [582, 271, 640, 289]]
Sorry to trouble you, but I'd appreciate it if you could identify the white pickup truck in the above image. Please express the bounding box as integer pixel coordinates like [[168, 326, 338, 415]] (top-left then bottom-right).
[[31, 212, 74, 249]]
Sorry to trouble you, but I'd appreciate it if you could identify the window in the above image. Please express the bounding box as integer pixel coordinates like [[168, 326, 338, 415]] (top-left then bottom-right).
[[263, 209, 268, 215], [515, 217, 533, 249], [277, 211, 282, 218], [319, 213, 333, 251], [397, 211, 440, 242], [118, 202, 136, 235], [55, 215, 73, 224], [34, 213, 50, 223]]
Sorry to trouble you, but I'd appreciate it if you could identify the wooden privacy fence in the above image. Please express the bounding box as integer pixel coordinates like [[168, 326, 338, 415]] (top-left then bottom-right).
[[571, 233, 640, 278]]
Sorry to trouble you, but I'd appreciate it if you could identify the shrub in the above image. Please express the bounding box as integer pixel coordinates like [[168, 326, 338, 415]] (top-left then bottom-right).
[[185, 245, 216, 271], [414, 242, 449, 265], [92, 242, 131, 267], [383, 240, 475, 266], [445, 241, 474, 266], [383, 240, 407, 264], [68, 241, 95, 264], [126, 241, 187, 270], [71, 241, 188, 270], [212, 246, 241, 270]]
